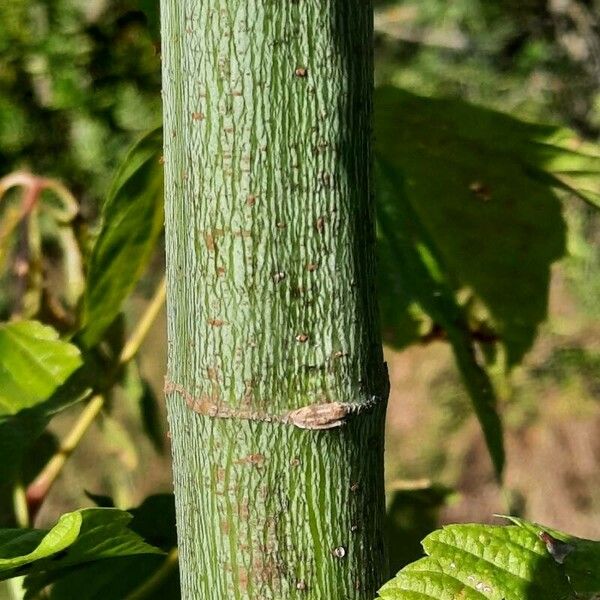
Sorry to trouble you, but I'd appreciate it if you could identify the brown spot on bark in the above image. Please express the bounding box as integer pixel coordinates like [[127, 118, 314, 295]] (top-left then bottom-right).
[[296, 580, 307, 591], [272, 271, 286, 283], [239, 569, 249, 591], [192, 111, 205, 121], [276, 221, 287, 229], [306, 263, 318, 272], [216, 266, 226, 276], [246, 194, 257, 206], [243, 380, 255, 405], [295, 67, 308, 77], [350, 482, 360, 493], [208, 319, 225, 327], [238, 501, 250, 520], [220, 520, 230, 534], [296, 333, 309, 343], [204, 232, 216, 251], [290, 457, 301, 467], [236, 453, 266, 466], [207, 367, 219, 381], [315, 216, 325, 232]]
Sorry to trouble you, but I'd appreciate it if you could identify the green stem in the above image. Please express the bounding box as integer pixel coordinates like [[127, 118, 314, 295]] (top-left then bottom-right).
[[161, 1, 388, 597], [26, 277, 167, 518], [120, 277, 167, 364], [12, 481, 29, 528], [125, 548, 179, 600]]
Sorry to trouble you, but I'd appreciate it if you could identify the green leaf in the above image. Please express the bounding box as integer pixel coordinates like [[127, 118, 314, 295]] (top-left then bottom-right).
[[506, 517, 600, 597], [0, 508, 161, 584], [374, 86, 569, 366], [0, 321, 82, 417], [81, 128, 164, 348], [0, 358, 107, 521], [0, 512, 82, 573], [378, 520, 600, 600], [128, 495, 177, 551], [24, 496, 178, 600], [376, 161, 505, 478], [40, 554, 179, 600]]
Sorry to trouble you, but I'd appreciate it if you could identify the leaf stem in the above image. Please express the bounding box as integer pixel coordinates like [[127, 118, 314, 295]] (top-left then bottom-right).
[[26, 277, 167, 520], [125, 548, 179, 600], [26, 394, 105, 518], [12, 481, 29, 528], [119, 277, 167, 364]]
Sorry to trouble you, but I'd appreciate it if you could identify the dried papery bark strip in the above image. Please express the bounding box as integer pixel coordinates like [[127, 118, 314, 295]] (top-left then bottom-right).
[[165, 378, 384, 430]]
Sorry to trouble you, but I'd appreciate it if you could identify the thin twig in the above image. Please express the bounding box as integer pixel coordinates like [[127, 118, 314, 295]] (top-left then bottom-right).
[[26, 276, 167, 519], [12, 480, 29, 528], [26, 395, 105, 517], [125, 548, 179, 600], [120, 277, 167, 364]]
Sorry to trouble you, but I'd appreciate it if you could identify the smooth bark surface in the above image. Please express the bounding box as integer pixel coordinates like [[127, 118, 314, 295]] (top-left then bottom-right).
[[161, 1, 388, 597]]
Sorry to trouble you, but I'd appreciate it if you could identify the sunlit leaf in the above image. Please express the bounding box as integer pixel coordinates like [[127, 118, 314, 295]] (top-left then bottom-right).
[[0, 508, 161, 585], [24, 496, 178, 600], [0, 321, 81, 417], [378, 519, 600, 599]]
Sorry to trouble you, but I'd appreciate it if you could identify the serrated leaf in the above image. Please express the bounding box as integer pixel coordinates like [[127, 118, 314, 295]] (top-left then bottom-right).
[[378, 521, 600, 600], [374, 86, 569, 367], [0, 509, 161, 584], [81, 128, 163, 348], [0, 321, 82, 417], [507, 517, 600, 596], [376, 161, 504, 478]]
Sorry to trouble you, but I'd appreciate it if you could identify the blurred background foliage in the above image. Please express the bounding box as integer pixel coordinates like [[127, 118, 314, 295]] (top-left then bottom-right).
[[0, 0, 161, 207], [0, 0, 599, 592]]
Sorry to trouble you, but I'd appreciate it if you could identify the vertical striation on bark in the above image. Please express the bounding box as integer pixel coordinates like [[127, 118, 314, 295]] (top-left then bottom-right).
[[161, 1, 388, 598]]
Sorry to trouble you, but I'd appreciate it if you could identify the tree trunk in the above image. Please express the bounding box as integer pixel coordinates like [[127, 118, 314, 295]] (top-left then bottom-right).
[[160, 1, 388, 598]]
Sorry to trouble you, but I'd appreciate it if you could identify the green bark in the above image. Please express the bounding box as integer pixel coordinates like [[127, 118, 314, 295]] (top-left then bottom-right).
[[160, 1, 388, 598]]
